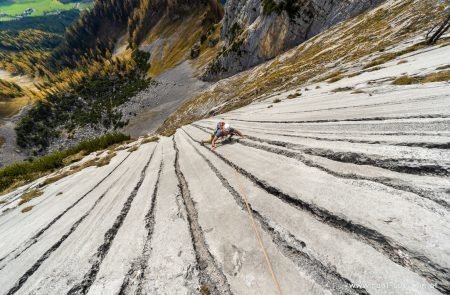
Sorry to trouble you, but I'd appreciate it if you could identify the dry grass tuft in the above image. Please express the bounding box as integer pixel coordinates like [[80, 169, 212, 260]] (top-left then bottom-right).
[[422, 70, 450, 82], [314, 70, 345, 83], [397, 60, 408, 64], [95, 153, 117, 167], [62, 151, 86, 166], [328, 75, 345, 83], [347, 72, 362, 78], [113, 145, 128, 151], [273, 98, 281, 103], [0, 200, 6, 205], [21, 206, 34, 213], [364, 42, 426, 69], [42, 171, 73, 186], [392, 75, 420, 85], [332, 87, 354, 92], [44, 152, 118, 186], [19, 189, 43, 206], [141, 136, 159, 144], [393, 71, 450, 85], [287, 93, 302, 99], [365, 66, 383, 72], [351, 89, 366, 94], [127, 146, 139, 153], [364, 54, 395, 69]]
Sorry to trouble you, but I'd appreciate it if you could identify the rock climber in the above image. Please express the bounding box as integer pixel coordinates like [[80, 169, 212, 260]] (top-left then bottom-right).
[[210, 121, 245, 150]]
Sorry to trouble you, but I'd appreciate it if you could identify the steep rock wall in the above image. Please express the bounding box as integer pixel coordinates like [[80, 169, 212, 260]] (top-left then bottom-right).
[[202, 0, 385, 80]]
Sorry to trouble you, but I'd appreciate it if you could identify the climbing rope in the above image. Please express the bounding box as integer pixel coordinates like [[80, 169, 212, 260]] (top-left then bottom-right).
[[233, 170, 282, 295]]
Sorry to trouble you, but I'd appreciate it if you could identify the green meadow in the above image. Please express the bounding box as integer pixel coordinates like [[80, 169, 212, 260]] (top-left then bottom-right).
[[0, 0, 86, 20]]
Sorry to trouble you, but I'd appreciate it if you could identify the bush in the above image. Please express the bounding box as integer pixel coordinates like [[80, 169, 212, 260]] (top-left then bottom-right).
[[262, 0, 301, 18]]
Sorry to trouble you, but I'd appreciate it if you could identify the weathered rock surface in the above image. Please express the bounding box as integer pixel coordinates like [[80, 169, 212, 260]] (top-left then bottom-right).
[[1, 55, 449, 293], [202, 0, 385, 80]]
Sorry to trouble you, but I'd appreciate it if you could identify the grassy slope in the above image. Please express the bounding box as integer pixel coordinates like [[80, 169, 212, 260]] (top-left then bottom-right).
[[158, 0, 449, 136], [141, 9, 221, 77]]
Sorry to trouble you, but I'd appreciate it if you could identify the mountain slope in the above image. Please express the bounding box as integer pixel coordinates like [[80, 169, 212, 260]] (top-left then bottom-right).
[[0, 33, 449, 294], [201, 0, 385, 80], [159, 0, 448, 135]]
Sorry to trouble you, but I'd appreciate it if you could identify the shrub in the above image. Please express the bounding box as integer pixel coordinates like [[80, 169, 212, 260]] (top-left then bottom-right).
[[273, 98, 281, 103], [229, 23, 242, 42]]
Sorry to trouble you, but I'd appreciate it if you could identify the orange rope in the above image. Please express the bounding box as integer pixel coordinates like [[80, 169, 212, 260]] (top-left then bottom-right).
[[233, 170, 282, 295]]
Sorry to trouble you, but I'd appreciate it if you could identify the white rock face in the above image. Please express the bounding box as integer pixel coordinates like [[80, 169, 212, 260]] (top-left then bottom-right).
[[203, 0, 385, 80], [0, 41, 449, 294]]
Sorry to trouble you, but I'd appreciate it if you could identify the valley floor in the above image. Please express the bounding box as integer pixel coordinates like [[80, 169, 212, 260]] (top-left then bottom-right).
[[0, 38, 449, 295]]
